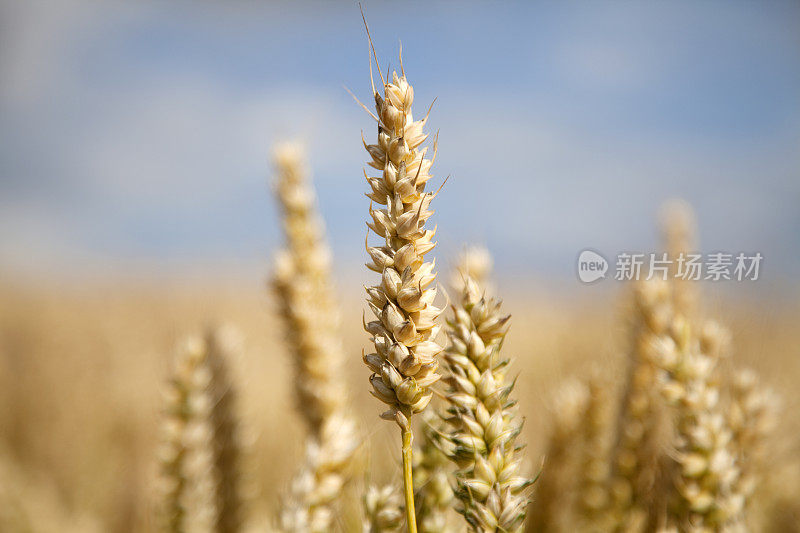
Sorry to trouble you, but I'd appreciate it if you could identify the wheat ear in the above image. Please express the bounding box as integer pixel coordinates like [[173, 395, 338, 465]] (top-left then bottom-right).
[[727, 368, 778, 509], [204, 327, 244, 533], [158, 333, 225, 533], [360, 42, 443, 533], [527, 380, 589, 533], [639, 282, 743, 531], [576, 372, 614, 529], [413, 413, 456, 533], [364, 485, 405, 533], [608, 281, 672, 529], [439, 248, 531, 532], [271, 143, 358, 532]]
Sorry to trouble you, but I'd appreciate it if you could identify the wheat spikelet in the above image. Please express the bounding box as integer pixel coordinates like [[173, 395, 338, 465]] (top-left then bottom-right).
[[527, 380, 589, 533], [639, 283, 743, 531], [363, 485, 405, 533], [439, 248, 531, 532], [271, 143, 358, 532], [413, 413, 456, 533], [158, 335, 221, 533]]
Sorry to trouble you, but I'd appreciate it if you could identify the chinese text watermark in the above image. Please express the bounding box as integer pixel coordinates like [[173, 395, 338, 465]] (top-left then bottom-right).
[[577, 250, 762, 284]]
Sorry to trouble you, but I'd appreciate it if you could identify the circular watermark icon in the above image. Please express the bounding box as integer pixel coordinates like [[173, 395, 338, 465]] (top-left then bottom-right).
[[576, 249, 609, 283]]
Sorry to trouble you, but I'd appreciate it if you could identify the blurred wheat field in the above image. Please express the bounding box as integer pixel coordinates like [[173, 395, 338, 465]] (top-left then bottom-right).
[[2, 8, 800, 530], [1, 276, 798, 532]]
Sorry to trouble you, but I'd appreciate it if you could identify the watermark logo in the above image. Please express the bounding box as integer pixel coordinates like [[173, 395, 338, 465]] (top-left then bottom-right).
[[577, 249, 609, 283], [576, 250, 763, 284]]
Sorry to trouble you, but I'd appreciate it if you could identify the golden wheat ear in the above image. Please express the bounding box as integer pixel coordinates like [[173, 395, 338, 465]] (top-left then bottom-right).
[[436, 247, 532, 533], [607, 280, 673, 529], [359, 36, 443, 531], [271, 143, 358, 532], [158, 328, 243, 533], [636, 282, 744, 531]]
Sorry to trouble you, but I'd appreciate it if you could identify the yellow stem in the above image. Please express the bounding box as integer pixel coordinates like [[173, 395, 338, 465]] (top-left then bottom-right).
[[401, 425, 417, 533]]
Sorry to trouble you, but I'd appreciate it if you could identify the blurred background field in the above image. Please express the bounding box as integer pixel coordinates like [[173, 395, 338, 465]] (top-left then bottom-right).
[[1, 277, 798, 531], [1, 1, 799, 531]]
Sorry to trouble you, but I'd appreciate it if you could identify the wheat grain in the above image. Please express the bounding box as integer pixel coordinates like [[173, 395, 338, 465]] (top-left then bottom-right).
[[439, 248, 531, 532]]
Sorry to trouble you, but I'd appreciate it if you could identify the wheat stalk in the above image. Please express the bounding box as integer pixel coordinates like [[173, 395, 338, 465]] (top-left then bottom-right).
[[359, 30, 443, 532], [271, 143, 358, 532], [363, 485, 405, 533], [439, 248, 531, 532]]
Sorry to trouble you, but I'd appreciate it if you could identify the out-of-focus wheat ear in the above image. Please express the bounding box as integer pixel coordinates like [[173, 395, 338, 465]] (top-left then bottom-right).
[[158, 335, 219, 533], [271, 143, 358, 532], [363, 485, 405, 533], [575, 372, 614, 529], [272, 142, 350, 432], [439, 247, 532, 533], [526, 379, 588, 533], [642, 300, 744, 531], [413, 413, 457, 533], [205, 326, 244, 533], [608, 280, 672, 529], [727, 368, 779, 510], [658, 199, 697, 318]]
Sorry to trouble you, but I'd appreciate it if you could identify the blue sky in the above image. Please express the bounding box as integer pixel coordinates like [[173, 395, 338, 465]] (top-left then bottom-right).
[[0, 1, 798, 282]]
